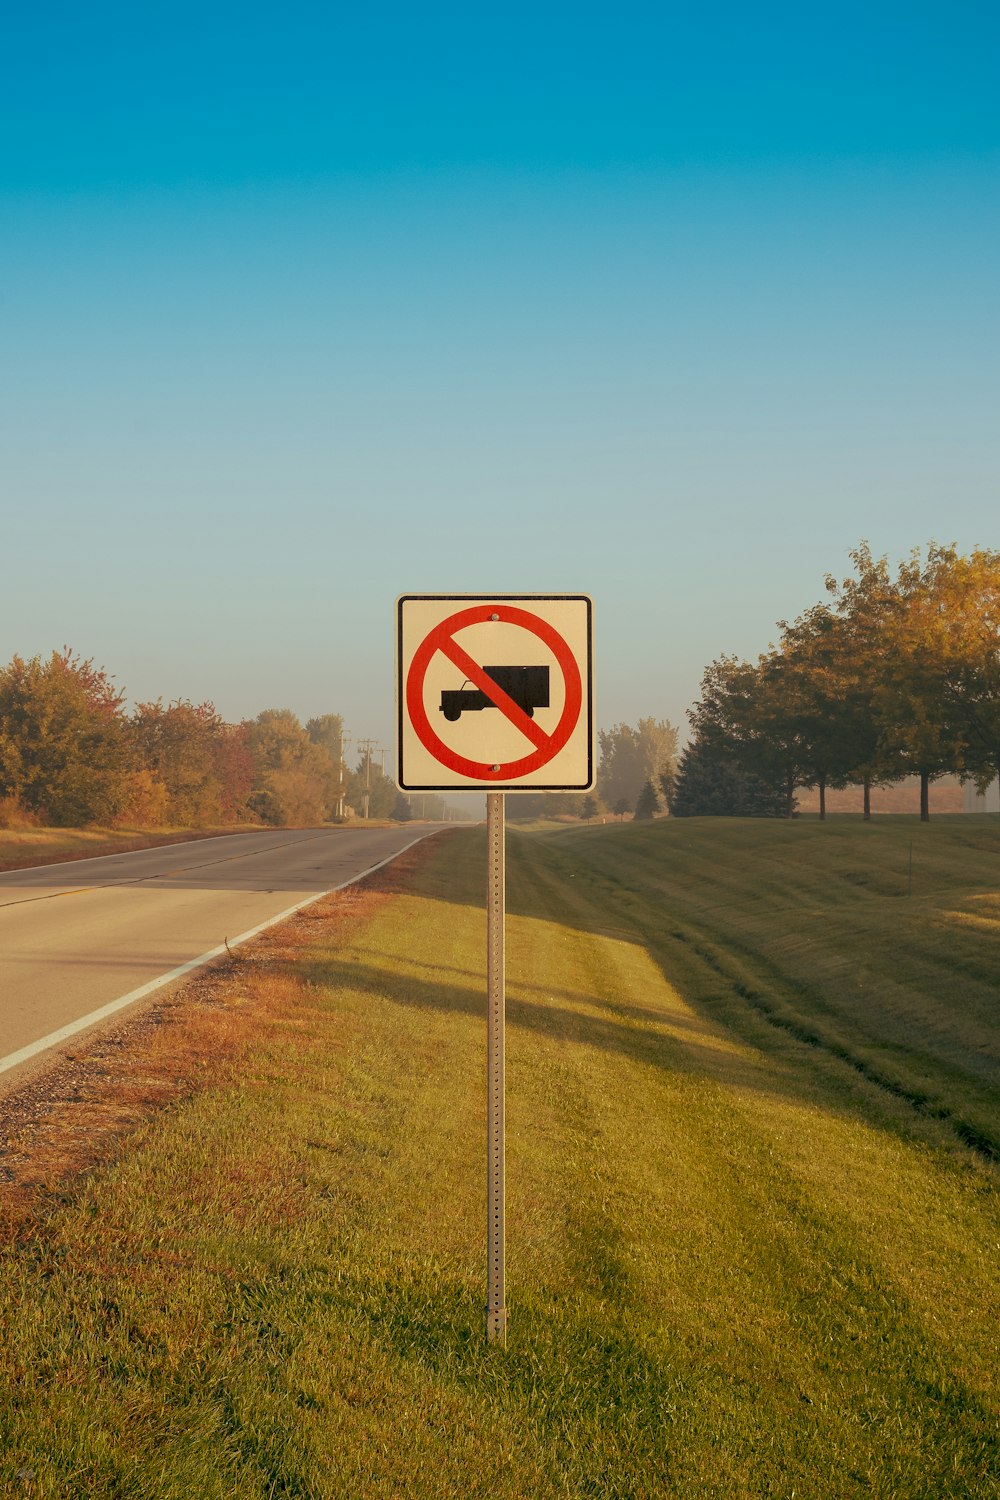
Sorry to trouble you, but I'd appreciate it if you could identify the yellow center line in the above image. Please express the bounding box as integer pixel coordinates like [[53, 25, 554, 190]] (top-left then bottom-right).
[[0, 829, 351, 912]]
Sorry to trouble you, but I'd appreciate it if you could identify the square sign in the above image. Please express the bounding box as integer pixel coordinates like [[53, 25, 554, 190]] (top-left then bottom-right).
[[396, 594, 594, 792]]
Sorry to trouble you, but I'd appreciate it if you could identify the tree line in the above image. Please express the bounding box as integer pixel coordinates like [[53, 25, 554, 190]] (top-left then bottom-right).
[[0, 650, 458, 828], [0, 645, 673, 830], [12, 543, 986, 832], [673, 543, 1000, 821], [506, 716, 679, 823]]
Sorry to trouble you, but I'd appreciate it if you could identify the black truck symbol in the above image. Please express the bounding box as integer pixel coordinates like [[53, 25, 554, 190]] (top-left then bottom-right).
[[440, 665, 550, 723]]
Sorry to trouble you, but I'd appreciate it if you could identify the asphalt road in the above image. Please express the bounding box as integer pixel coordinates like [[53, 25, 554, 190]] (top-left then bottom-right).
[[0, 826, 441, 1089]]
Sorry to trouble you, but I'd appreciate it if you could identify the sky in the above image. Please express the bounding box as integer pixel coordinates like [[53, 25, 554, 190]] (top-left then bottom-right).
[[2, 1, 997, 784]]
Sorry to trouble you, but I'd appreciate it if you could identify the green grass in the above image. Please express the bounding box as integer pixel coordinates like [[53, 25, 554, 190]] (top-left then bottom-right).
[[0, 817, 998, 1497], [532, 814, 1000, 1160]]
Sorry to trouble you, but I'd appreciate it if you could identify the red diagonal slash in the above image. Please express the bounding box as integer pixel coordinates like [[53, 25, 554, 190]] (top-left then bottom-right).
[[437, 633, 551, 750]]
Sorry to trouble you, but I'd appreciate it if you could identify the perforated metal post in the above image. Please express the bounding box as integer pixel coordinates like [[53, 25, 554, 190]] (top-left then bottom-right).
[[486, 790, 507, 1343]]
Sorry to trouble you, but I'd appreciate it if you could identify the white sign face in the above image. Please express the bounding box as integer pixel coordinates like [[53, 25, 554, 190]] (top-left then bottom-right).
[[396, 595, 594, 792]]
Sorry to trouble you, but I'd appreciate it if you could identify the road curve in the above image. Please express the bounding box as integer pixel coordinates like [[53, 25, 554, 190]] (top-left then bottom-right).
[[0, 826, 443, 1090]]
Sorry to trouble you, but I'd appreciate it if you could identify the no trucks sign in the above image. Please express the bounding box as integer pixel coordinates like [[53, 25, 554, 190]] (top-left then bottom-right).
[[396, 595, 594, 792]]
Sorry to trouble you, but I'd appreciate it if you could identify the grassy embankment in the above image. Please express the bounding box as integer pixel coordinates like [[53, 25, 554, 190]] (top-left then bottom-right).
[[0, 816, 998, 1497]]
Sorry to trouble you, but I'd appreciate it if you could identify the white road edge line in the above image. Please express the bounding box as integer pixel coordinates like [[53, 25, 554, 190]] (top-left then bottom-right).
[[0, 832, 436, 1078]]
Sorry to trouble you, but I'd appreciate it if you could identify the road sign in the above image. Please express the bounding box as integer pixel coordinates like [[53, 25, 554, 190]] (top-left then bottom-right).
[[396, 595, 594, 791]]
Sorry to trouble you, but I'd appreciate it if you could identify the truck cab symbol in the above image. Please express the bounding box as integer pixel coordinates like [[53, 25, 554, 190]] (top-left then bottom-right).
[[440, 665, 550, 723]]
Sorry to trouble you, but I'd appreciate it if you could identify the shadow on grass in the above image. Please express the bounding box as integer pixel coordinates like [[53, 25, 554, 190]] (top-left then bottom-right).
[[222, 1257, 1000, 1500], [354, 825, 1000, 1163], [308, 950, 822, 1115], [319, 1268, 681, 1497], [372, 950, 716, 1036], [372, 821, 1000, 934]]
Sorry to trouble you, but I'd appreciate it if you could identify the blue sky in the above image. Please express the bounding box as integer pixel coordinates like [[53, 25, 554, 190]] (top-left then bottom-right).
[[2, 2, 997, 772]]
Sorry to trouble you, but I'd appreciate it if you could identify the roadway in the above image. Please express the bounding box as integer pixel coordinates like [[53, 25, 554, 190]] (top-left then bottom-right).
[[0, 826, 441, 1090]]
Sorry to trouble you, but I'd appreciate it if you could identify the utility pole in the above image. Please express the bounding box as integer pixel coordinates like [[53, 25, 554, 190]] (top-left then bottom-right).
[[337, 731, 352, 820], [356, 738, 381, 820]]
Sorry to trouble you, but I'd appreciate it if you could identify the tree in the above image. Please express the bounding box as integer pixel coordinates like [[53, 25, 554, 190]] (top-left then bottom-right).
[[775, 605, 865, 820], [131, 700, 224, 826], [306, 714, 348, 817], [680, 541, 1000, 826], [0, 651, 133, 825], [750, 652, 817, 818], [687, 655, 801, 817], [903, 545, 1000, 810], [633, 779, 659, 819], [671, 737, 789, 817], [392, 791, 413, 820], [117, 767, 170, 827], [505, 791, 593, 821], [658, 766, 677, 813], [131, 701, 256, 827], [245, 710, 334, 825], [686, 655, 758, 760], [613, 797, 630, 821], [211, 721, 255, 823], [821, 544, 905, 819], [581, 795, 599, 821], [873, 546, 970, 821], [404, 792, 451, 821], [346, 752, 397, 819], [598, 718, 678, 813]]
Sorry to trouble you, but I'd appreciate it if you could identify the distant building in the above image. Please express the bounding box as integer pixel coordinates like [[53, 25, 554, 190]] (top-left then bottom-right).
[[963, 777, 1000, 813]]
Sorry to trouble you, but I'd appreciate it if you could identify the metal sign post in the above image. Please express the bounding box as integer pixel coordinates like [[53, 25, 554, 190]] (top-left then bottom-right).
[[396, 595, 594, 1346], [486, 790, 507, 1343]]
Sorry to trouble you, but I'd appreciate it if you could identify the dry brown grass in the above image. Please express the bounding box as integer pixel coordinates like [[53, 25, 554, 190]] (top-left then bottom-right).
[[796, 773, 967, 814]]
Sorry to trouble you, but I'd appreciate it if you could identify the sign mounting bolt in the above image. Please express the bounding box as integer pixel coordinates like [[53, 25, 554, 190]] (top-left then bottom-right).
[[492, 764, 500, 772]]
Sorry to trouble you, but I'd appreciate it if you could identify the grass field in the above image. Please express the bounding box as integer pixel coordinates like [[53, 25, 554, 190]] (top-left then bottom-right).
[[0, 817, 997, 1497]]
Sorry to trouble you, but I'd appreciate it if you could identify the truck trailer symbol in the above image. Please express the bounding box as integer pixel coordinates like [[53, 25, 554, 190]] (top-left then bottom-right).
[[440, 665, 550, 723]]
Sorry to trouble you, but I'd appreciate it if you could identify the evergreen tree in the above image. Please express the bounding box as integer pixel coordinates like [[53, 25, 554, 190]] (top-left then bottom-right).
[[633, 779, 660, 819], [672, 738, 788, 817]]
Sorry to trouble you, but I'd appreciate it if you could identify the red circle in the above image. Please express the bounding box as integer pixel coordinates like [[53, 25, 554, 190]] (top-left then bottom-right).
[[406, 604, 583, 782]]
